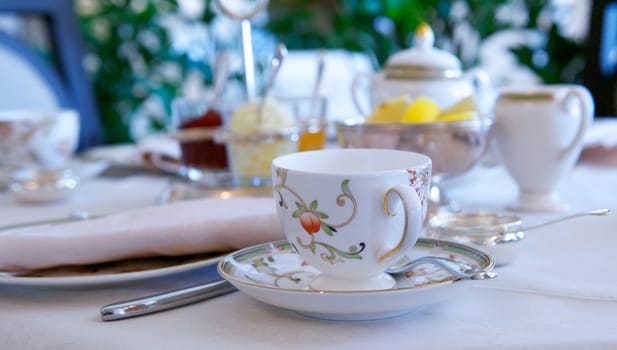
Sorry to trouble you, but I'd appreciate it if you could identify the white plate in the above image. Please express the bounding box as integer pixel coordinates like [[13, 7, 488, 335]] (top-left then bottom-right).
[[218, 238, 494, 320], [0, 254, 222, 288]]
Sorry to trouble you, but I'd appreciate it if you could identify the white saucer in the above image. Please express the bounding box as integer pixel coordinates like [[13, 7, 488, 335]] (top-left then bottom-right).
[[218, 238, 494, 321]]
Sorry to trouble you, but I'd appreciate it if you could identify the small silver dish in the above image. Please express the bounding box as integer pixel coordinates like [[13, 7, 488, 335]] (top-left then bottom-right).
[[426, 208, 611, 266], [335, 117, 493, 214], [9, 168, 80, 204], [426, 211, 525, 266]]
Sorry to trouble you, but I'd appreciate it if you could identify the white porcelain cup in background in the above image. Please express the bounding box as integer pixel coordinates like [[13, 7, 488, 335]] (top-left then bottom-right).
[[272, 149, 431, 291], [0, 109, 79, 171], [0, 109, 80, 203], [493, 85, 594, 212]]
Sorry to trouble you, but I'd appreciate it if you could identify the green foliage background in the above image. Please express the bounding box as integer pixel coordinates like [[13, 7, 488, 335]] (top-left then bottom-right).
[[77, 0, 585, 144]]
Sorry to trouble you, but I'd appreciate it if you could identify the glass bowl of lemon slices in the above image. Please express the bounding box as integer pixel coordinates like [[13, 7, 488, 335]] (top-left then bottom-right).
[[335, 95, 493, 215]]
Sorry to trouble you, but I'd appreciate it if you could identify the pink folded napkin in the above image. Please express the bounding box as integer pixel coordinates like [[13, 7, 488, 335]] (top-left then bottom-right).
[[579, 118, 617, 166], [0, 197, 284, 272]]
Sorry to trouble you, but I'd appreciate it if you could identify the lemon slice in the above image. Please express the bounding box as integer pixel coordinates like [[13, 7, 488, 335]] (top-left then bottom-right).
[[401, 97, 440, 123], [437, 96, 479, 122], [366, 95, 411, 124], [438, 110, 479, 122], [440, 96, 477, 115]]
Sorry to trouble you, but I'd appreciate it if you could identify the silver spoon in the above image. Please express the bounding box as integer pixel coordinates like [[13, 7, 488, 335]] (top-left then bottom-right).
[[517, 208, 611, 233], [436, 208, 611, 237], [308, 50, 326, 119], [385, 256, 497, 280], [210, 50, 230, 107], [428, 208, 612, 266], [215, 0, 270, 101], [310, 50, 325, 100], [258, 43, 287, 121]]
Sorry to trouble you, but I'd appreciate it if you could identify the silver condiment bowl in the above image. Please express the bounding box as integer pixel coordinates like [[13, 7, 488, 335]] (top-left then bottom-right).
[[9, 168, 79, 204], [335, 117, 493, 213], [426, 208, 611, 266], [426, 211, 524, 266]]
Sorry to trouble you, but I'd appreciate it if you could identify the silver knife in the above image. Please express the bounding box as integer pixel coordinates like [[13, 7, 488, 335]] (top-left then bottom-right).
[[100, 278, 237, 321]]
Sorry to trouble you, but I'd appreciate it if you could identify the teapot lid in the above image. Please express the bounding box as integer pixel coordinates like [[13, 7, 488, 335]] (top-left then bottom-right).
[[384, 23, 462, 80]]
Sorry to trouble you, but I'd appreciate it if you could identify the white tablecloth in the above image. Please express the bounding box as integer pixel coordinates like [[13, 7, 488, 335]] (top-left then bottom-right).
[[0, 161, 616, 350]]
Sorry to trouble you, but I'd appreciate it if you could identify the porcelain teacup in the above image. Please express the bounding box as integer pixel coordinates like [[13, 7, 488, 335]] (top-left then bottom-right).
[[0, 109, 80, 202], [0, 109, 79, 171], [272, 149, 431, 291]]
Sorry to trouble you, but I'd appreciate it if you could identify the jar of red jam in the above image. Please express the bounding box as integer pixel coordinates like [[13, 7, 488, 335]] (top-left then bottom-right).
[[178, 108, 228, 170]]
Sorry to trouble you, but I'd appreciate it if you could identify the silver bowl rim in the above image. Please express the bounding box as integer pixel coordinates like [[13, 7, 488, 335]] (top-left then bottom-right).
[[334, 116, 494, 131]]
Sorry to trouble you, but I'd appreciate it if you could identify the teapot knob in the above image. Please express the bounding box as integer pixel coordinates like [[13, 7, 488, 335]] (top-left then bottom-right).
[[414, 23, 435, 51]]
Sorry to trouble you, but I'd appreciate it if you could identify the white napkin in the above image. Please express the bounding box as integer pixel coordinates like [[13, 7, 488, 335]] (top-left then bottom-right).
[[0, 197, 284, 272]]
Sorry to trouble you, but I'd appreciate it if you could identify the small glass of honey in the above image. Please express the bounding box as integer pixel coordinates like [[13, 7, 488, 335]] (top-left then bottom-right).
[[285, 95, 328, 152]]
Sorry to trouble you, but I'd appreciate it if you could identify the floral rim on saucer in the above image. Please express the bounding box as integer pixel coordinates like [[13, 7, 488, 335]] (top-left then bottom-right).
[[218, 238, 494, 320]]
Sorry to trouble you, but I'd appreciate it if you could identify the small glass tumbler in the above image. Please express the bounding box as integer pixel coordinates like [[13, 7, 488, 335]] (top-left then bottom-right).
[[166, 96, 232, 187], [287, 96, 328, 151], [220, 125, 300, 188], [171, 97, 228, 169], [219, 96, 329, 188]]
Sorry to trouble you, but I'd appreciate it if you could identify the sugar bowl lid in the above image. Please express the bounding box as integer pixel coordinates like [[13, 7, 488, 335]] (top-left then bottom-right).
[[384, 23, 462, 80]]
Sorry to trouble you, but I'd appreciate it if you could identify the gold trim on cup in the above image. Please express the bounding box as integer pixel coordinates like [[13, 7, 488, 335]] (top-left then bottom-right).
[[379, 188, 409, 264], [498, 92, 556, 102]]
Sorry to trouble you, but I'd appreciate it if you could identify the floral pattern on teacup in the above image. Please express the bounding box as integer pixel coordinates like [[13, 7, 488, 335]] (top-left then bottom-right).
[[0, 117, 74, 169], [407, 166, 431, 218], [274, 168, 366, 264]]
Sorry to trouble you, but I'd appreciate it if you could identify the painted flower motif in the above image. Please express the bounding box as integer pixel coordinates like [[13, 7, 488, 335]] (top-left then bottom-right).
[[299, 211, 321, 234], [275, 177, 363, 263], [407, 166, 431, 208], [292, 200, 336, 236]]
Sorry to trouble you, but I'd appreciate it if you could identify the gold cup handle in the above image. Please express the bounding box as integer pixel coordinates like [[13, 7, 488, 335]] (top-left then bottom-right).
[[378, 185, 423, 264]]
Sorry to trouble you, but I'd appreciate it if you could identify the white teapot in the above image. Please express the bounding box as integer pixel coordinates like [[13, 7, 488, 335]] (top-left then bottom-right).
[[352, 23, 490, 114]]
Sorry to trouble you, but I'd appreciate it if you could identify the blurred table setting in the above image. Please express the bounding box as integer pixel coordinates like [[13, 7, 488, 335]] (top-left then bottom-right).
[[1, 8, 617, 348], [0, 121, 616, 348]]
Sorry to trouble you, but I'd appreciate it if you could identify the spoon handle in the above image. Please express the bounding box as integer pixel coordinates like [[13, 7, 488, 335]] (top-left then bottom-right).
[[211, 51, 230, 105], [522, 208, 611, 232], [311, 50, 325, 99], [261, 44, 287, 101], [386, 256, 497, 280], [258, 43, 288, 120], [240, 19, 257, 100]]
